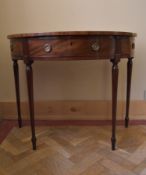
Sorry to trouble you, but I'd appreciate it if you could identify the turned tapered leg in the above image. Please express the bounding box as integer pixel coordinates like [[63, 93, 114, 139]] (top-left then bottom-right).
[[111, 59, 119, 150], [125, 58, 133, 128], [25, 61, 36, 150], [13, 60, 22, 128]]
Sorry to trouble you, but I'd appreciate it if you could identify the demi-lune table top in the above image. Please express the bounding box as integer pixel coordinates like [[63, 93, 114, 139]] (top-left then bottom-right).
[[7, 31, 137, 39]]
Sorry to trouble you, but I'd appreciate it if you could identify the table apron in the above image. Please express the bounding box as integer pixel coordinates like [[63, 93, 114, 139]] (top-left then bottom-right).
[[10, 36, 135, 60]]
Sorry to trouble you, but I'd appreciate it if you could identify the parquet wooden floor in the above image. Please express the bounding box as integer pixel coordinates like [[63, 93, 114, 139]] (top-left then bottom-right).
[[0, 125, 146, 175]]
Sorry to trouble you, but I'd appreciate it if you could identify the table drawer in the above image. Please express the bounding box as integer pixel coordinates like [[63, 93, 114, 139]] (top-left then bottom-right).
[[28, 37, 115, 59]]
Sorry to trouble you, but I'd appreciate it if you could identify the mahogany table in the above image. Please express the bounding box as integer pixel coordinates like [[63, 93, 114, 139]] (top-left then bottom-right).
[[7, 31, 137, 150]]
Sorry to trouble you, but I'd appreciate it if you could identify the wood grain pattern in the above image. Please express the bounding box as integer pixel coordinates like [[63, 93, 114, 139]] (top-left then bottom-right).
[[28, 37, 114, 59], [9, 35, 135, 60], [0, 125, 146, 175], [10, 40, 24, 59], [1, 100, 146, 120], [1, 119, 146, 144], [7, 31, 137, 39]]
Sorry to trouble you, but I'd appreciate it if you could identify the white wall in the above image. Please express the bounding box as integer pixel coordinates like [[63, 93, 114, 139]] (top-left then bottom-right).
[[0, 0, 146, 102]]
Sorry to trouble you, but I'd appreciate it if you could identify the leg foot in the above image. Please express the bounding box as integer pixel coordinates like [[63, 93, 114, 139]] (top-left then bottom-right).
[[125, 118, 129, 128]]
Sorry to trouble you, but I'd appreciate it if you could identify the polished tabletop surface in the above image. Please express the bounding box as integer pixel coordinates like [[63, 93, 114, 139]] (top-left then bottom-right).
[[8, 31, 137, 39]]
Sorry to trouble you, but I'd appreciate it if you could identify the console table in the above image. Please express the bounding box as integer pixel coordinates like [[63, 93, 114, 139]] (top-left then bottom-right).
[[7, 31, 137, 150]]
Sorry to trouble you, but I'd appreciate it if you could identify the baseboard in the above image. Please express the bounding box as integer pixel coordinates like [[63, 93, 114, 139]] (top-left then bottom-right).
[[0, 100, 146, 120]]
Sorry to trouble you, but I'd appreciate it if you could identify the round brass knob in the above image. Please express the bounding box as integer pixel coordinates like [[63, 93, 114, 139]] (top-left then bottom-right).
[[91, 42, 100, 51], [43, 43, 52, 53]]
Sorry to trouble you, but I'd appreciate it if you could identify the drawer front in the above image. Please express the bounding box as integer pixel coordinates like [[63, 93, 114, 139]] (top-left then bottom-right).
[[28, 37, 115, 59]]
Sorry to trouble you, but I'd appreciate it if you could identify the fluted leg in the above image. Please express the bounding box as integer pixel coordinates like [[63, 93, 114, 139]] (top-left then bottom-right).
[[13, 60, 22, 128], [111, 59, 119, 150], [125, 58, 133, 128], [25, 61, 36, 150]]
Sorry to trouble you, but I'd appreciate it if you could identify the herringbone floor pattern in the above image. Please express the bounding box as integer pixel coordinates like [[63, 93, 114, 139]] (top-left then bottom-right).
[[0, 125, 146, 175]]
